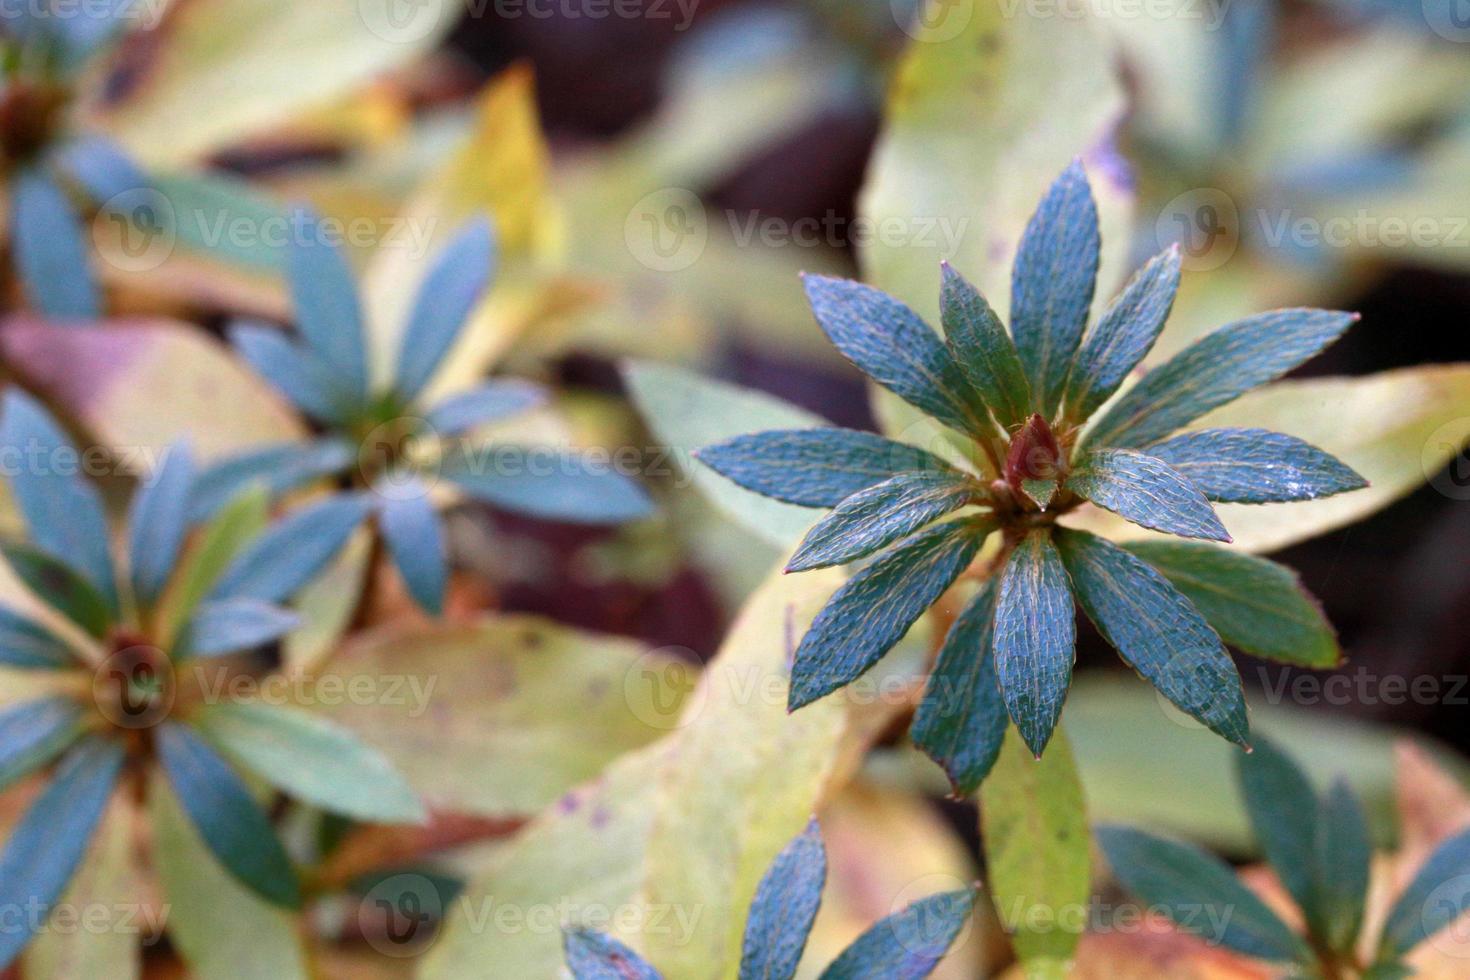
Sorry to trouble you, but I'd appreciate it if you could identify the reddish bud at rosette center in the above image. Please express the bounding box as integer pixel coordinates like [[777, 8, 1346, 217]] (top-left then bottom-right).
[[1005, 414, 1063, 490]]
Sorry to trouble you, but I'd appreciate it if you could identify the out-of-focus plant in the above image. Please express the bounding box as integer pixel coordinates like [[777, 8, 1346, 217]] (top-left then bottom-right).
[[0, 389, 425, 969], [563, 819, 975, 980], [198, 208, 654, 612], [700, 163, 1364, 782], [1100, 734, 1470, 978], [0, 1, 149, 317]]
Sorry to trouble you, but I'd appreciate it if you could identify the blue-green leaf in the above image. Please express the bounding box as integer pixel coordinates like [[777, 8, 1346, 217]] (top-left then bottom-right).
[[911, 583, 1006, 797], [1147, 428, 1367, 504], [49, 0, 133, 64], [54, 136, 148, 204], [818, 888, 974, 980], [802, 274, 985, 435], [128, 443, 196, 608], [188, 438, 353, 520], [1064, 247, 1181, 420], [209, 493, 371, 603], [1377, 826, 1470, 961], [1066, 449, 1230, 542], [993, 531, 1076, 758], [1056, 529, 1248, 747], [10, 167, 100, 321], [0, 698, 86, 792], [285, 206, 368, 400], [563, 928, 661, 980], [739, 819, 825, 980], [394, 218, 497, 402], [1096, 825, 1304, 962], [939, 261, 1032, 428], [193, 702, 425, 825], [178, 599, 301, 658], [1010, 161, 1099, 414], [0, 737, 124, 970], [229, 321, 357, 425], [1234, 734, 1320, 928], [0, 606, 78, 670], [425, 380, 545, 436], [0, 389, 118, 609], [155, 722, 300, 908], [697, 429, 957, 508], [377, 483, 447, 615], [790, 520, 986, 711], [444, 448, 652, 525], [0, 542, 113, 639], [1315, 779, 1370, 954], [787, 472, 978, 573], [1125, 541, 1339, 668], [1083, 309, 1358, 450]]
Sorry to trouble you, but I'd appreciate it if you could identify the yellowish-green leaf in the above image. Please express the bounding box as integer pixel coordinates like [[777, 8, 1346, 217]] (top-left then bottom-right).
[[0, 319, 302, 463], [1064, 366, 1470, 553], [305, 615, 692, 817], [149, 769, 308, 980], [106, 0, 458, 166], [282, 526, 371, 675], [159, 485, 271, 647], [980, 727, 1089, 977]]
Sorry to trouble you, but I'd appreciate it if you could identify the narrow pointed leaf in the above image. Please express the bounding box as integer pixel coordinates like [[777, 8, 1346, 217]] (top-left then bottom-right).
[[178, 599, 301, 659], [285, 207, 368, 399], [1056, 529, 1248, 746], [0, 542, 113, 639], [1315, 779, 1370, 954], [739, 819, 826, 980], [444, 448, 652, 525], [563, 928, 660, 980], [229, 322, 357, 424], [1125, 541, 1339, 667], [1147, 428, 1367, 504], [155, 723, 300, 908], [163, 486, 269, 643], [1066, 449, 1230, 542], [697, 429, 958, 508], [0, 738, 124, 970], [394, 218, 497, 402], [209, 493, 371, 603], [1234, 735, 1320, 926], [787, 472, 978, 572], [910, 583, 1007, 797], [0, 389, 118, 609], [939, 261, 1032, 427], [425, 380, 545, 436], [193, 702, 425, 825], [53, 136, 148, 204], [981, 728, 1089, 973], [377, 483, 447, 614], [128, 443, 196, 607], [802, 274, 985, 435], [993, 531, 1075, 757], [1377, 826, 1470, 961], [1083, 309, 1358, 450], [1064, 246, 1181, 420], [0, 606, 78, 670], [1096, 825, 1305, 962], [1010, 161, 1100, 413], [10, 168, 100, 320], [0, 698, 86, 792], [790, 520, 986, 711], [818, 888, 974, 980], [188, 439, 353, 520]]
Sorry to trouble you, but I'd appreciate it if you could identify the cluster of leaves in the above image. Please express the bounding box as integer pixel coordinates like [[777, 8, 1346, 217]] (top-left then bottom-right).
[[1100, 734, 1470, 977], [562, 819, 975, 979], [700, 162, 1366, 792], [197, 208, 653, 612], [0, 389, 427, 966], [1, 1, 150, 317]]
